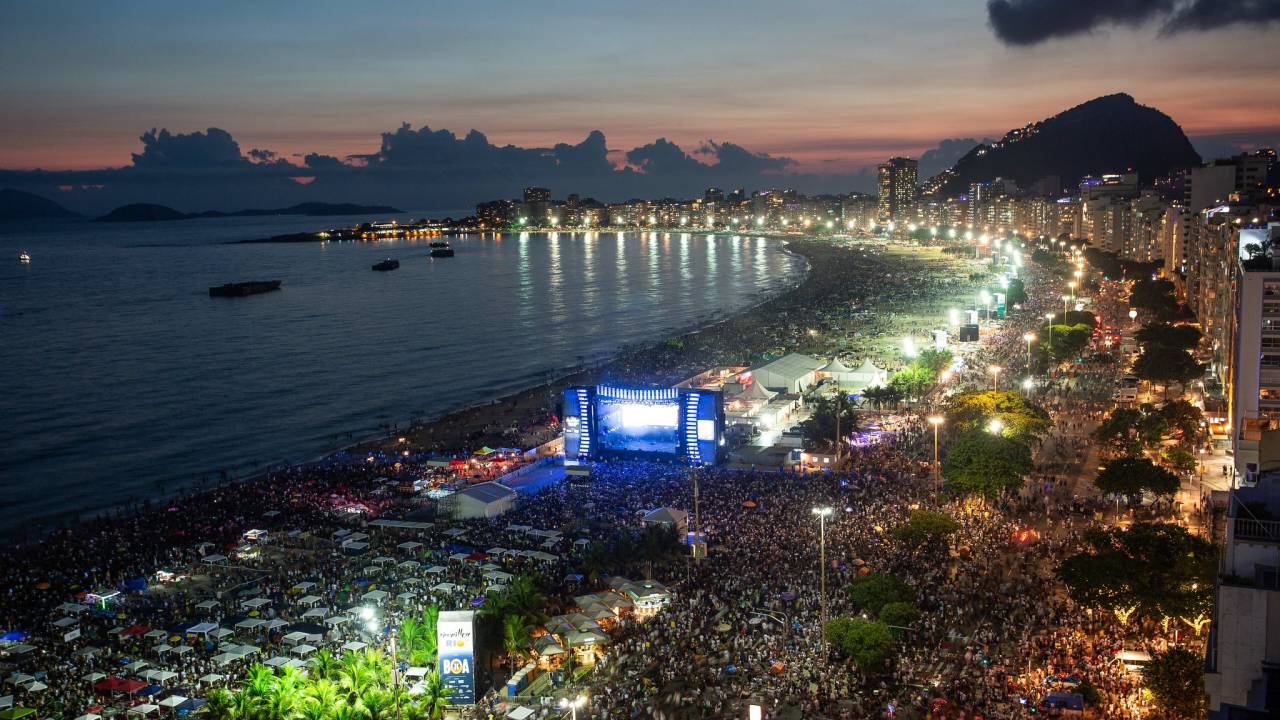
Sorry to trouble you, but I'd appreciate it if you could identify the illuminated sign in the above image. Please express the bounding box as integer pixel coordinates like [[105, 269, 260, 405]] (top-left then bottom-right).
[[437, 610, 475, 705]]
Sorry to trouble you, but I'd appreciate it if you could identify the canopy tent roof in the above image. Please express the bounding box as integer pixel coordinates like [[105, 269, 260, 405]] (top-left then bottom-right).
[[643, 507, 688, 525], [820, 356, 853, 374], [736, 381, 776, 402], [456, 481, 516, 504]]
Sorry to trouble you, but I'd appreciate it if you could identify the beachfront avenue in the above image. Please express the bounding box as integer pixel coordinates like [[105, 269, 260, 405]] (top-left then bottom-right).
[[0, 235, 1215, 720]]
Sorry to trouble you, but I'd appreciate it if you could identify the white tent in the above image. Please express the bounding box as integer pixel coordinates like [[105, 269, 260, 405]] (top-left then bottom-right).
[[749, 353, 824, 393], [158, 695, 187, 708], [241, 597, 271, 609], [298, 594, 323, 606], [302, 608, 327, 620], [195, 600, 220, 612], [425, 565, 447, 574], [362, 589, 390, 604], [450, 482, 517, 519], [291, 582, 316, 593], [846, 358, 889, 390], [341, 640, 367, 652], [188, 622, 218, 636], [291, 644, 318, 657], [642, 507, 689, 538], [283, 631, 309, 646], [198, 673, 225, 685], [128, 704, 159, 716]]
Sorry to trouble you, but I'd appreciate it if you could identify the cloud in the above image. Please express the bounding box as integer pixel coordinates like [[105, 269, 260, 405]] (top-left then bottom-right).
[[919, 138, 995, 178], [130, 127, 251, 169], [697, 140, 793, 175], [1163, 0, 1280, 33], [0, 123, 880, 214], [986, 0, 1280, 45]]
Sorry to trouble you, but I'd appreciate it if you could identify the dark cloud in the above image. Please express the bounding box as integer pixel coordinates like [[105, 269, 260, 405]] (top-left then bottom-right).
[[130, 127, 250, 169], [0, 123, 880, 214], [625, 138, 705, 175], [987, 0, 1280, 45], [1163, 0, 1280, 32], [697, 140, 793, 175], [919, 138, 995, 178]]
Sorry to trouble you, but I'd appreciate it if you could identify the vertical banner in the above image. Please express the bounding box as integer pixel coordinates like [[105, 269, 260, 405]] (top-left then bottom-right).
[[437, 610, 475, 705]]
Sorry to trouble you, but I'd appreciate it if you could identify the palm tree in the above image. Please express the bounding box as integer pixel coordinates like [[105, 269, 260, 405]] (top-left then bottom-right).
[[303, 678, 342, 708], [230, 689, 261, 720], [262, 687, 301, 720], [203, 689, 237, 720], [277, 664, 306, 696], [338, 662, 377, 704], [358, 647, 392, 682], [245, 663, 278, 698], [329, 701, 365, 720], [357, 688, 395, 720], [506, 575, 548, 625], [502, 614, 532, 674], [398, 617, 425, 663], [310, 649, 339, 681], [416, 671, 449, 720]]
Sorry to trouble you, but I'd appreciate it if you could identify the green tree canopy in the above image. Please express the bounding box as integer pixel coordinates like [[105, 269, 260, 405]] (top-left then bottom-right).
[[942, 431, 1033, 498], [1130, 278, 1179, 315], [825, 617, 895, 671], [945, 389, 1051, 441], [878, 601, 920, 631], [847, 572, 916, 616], [1135, 323, 1201, 352], [800, 394, 858, 451], [888, 364, 935, 402], [1132, 347, 1204, 391], [1046, 309, 1098, 328], [892, 510, 960, 546], [1142, 648, 1209, 719], [1093, 456, 1181, 501], [1041, 323, 1093, 360], [1005, 277, 1027, 306], [1056, 522, 1215, 622]]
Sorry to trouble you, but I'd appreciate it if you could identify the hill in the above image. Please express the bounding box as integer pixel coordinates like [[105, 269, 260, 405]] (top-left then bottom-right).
[[96, 201, 404, 222], [933, 94, 1201, 197], [96, 203, 190, 222], [0, 188, 81, 221]]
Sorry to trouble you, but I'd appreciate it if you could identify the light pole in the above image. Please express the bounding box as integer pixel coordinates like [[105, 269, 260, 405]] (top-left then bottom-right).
[[927, 416, 944, 492], [812, 506, 833, 655], [1023, 332, 1036, 369], [389, 630, 402, 720], [1061, 294, 1070, 317], [559, 694, 587, 720], [989, 365, 1002, 391], [1068, 280, 1077, 302], [1129, 308, 1138, 328]]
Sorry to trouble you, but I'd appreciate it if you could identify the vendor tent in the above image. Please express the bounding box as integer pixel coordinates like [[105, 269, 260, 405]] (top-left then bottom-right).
[[448, 482, 517, 519], [642, 507, 689, 537]]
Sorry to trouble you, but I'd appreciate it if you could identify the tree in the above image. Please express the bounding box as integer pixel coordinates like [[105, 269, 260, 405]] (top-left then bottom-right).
[[860, 385, 901, 411], [942, 431, 1033, 498], [1132, 347, 1204, 395], [1093, 456, 1180, 503], [502, 614, 532, 674], [878, 601, 920, 631], [1143, 648, 1209, 719], [1005, 277, 1027, 306], [889, 364, 935, 403], [892, 510, 959, 546], [825, 617, 895, 671], [309, 649, 339, 682], [415, 671, 449, 719], [1056, 523, 1215, 622], [1130, 278, 1178, 313], [1162, 446, 1198, 476], [1159, 400, 1207, 448], [800, 394, 858, 451], [1135, 323, 1201, 352], [1092, 407, 1147, 455], [1041, 323, 1092, 360], [847, 573, 915, 616], [203, 690, 236, 720], [945, 390, 1051, 441], [916, 347, 953, 373], [1047, 309, 1097, 328]]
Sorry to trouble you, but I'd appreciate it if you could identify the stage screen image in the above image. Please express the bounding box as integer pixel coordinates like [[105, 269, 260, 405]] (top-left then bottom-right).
[[596, 396, 680, 454]]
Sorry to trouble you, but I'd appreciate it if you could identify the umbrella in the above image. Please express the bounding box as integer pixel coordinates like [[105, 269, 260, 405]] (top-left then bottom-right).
[[742, 500, 757, 509]]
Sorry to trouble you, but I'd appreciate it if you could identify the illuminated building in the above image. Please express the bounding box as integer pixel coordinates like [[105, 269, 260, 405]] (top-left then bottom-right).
[[877, 157, 918, 222]]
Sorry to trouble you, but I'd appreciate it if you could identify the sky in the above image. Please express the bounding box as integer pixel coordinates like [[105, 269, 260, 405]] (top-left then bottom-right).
[[1, 0, 1278, 211]]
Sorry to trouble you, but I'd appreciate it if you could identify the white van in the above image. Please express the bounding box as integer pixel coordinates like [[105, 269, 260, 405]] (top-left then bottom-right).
[[1116, 649, 1152, 672]]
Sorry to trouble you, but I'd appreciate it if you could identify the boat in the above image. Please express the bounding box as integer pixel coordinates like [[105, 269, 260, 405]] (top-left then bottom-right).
[[429, 241, 450, 248], [373, 258, 400, 271], [18, 251, 31, 264], [209, 280, 282, 297], [430, 245, 455, 258]]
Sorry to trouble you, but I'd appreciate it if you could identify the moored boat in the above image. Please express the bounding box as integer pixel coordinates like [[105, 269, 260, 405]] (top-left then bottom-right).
[[373, 258, 400, 271], [430, 245, 454, 258], [209, 280, 282, 297], [19, 250, 31, 264]]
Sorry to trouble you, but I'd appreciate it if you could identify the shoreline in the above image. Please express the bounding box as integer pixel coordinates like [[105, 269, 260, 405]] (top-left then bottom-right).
[[2, 234, 983, 544]]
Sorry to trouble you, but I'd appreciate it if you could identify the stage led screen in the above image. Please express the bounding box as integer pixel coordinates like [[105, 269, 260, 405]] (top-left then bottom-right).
[[597, 396, 680, 454]]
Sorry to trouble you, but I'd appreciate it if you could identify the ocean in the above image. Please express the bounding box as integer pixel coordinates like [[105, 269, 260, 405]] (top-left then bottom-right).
[[0, 215, 805, 537]]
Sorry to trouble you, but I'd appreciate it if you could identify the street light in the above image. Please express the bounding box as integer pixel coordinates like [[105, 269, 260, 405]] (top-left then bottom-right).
[[988, 365, 1002, 390], [927, 416, 944, 490], [812, 506, 833, 655], [1023, 332, 1036, 368], [559, 694, 588, 720], [987, 418, 1005, 435]]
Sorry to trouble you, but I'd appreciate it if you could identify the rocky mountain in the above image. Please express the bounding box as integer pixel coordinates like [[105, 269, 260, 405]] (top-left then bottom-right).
[[933, 93, 1202, 197], [0, 188, 81, 221], [96, 201, 404, 222]]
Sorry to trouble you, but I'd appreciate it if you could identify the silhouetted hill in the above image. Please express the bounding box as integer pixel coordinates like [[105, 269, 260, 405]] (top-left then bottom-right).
[[96, 201, 404, 222], [934, 94, 1202, 197], [97, 203, 189, 222], [0, 188, 81, 220]]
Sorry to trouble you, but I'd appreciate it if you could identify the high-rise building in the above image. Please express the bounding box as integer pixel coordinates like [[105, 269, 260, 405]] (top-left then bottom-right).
[[704, 187, 725, 203], [1229, 222, 1280, 478], [522, 187, 551, 203], [877, 157, 918, 222]]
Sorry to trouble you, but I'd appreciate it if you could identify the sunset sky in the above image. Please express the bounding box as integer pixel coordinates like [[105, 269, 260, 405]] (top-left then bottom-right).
[[2, 0, 1278, 174]]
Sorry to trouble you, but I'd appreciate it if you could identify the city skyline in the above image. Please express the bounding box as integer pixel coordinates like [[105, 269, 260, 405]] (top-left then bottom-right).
[[2, 0, 1279, 177]]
